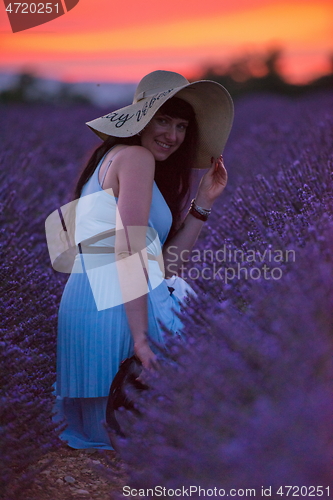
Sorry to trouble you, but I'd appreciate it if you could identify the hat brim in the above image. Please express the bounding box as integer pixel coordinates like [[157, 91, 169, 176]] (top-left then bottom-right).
[[86, 80, 234, 169]]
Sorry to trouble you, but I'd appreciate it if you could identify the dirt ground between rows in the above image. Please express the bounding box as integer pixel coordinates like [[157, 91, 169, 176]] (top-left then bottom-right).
[[26, 443, 128, 500]]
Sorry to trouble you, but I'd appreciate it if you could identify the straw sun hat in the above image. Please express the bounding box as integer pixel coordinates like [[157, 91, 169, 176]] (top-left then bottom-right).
[[86, 70, 234, 169]]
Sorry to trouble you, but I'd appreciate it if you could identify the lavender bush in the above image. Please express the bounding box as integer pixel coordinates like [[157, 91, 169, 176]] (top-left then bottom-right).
[[0, 91, 332, 498], [0, 104, 100, 499], [115, 229, 333, 495], [111, 91, 333, 496]]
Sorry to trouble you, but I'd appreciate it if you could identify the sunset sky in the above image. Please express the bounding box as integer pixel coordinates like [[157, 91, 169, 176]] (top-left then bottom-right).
[[0, 0, 332, 84]]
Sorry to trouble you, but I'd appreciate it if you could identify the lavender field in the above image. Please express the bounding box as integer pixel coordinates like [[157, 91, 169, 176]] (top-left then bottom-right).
[[1, 90, 333, 499]]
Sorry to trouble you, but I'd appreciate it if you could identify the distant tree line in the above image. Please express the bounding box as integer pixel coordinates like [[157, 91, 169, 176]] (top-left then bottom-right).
[[198, 49, 333, 98], [1, 49, 332, 104], [0, 72, 91, 104]]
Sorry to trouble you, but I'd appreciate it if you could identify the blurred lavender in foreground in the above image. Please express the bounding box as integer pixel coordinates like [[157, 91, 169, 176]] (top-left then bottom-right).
[[108, 92, 333, 496], [114, 229, 333, 495]]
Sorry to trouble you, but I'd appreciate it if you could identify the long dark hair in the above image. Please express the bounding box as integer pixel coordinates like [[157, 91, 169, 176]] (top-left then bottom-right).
[[74, 97, 198, 239]]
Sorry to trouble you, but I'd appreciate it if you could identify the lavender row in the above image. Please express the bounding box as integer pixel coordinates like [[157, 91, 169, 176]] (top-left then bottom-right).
[[0, 104, 100, 499]]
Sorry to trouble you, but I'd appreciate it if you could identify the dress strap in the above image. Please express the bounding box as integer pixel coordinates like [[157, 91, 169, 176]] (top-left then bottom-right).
[[100, 146, 129, 188]]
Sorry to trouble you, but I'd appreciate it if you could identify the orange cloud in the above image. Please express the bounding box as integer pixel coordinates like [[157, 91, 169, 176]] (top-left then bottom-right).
[[3, 2, 332, 53]]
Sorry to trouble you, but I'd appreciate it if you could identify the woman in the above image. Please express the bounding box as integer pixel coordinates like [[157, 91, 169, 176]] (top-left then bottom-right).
[[54, 70, 234, 449]]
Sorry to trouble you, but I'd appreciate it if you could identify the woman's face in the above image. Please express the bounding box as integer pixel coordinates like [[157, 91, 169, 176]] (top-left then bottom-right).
[[140, 112, 189, 161]]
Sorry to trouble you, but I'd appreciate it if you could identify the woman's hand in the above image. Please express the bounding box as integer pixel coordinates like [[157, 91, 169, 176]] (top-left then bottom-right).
[[163, 155, 227, 276], [134, 338, 157, 370], [196, 155, 228, 207]]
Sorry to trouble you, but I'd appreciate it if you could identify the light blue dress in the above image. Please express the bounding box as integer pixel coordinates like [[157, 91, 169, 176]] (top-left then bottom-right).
[[54, 149, 183, 449]]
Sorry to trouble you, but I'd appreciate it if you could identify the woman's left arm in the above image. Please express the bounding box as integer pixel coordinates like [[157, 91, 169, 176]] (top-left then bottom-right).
[[163, 156, 227, 278]]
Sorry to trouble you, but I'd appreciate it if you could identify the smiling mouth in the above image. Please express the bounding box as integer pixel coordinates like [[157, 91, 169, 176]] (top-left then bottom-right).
[[155, 140, 172, 150]]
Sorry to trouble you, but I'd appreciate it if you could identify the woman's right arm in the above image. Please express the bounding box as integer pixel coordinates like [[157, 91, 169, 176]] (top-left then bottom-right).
[[113, 146, 157, 369]]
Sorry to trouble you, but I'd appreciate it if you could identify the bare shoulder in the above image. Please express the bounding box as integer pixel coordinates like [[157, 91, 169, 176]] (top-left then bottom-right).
[[115, 145, 155, 169], [115, 146, 155, 213], [114, 146, 155, 193], [100, 145, 154, 196]]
